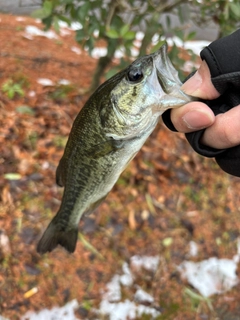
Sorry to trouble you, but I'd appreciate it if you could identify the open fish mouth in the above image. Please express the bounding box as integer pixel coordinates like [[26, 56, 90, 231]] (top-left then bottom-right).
[[152, 44, 194, 107]]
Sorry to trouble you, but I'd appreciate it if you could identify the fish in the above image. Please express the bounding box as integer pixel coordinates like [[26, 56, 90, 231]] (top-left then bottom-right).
[[37, 44, 193, 254]]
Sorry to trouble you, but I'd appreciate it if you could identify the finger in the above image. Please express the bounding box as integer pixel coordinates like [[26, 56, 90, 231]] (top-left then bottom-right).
[[201, 105, 240, 149], [181, 60, 220, 100], [170, 101, 215, 133]]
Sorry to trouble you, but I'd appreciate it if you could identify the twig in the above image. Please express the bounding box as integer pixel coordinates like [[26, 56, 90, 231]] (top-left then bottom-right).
[[154, 0, 188, 13], [106, 0, 119, 30], [0, 51, 82, 67]]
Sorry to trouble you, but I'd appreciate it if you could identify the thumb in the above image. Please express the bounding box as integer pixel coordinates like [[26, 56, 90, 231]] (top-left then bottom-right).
[[181, 60, 220, 100]]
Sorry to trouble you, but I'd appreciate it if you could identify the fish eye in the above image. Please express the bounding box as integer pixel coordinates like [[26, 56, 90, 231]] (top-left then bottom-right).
[[127, 69, 144, 83]]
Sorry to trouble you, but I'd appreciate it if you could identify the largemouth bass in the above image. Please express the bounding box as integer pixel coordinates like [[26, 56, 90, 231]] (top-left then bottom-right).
[[37, 44, 192, 254]]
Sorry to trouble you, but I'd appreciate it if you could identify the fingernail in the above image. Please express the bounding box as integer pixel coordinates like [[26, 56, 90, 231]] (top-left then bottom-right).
[[181, 71, 202, 96], [182, 110, 214, 130]]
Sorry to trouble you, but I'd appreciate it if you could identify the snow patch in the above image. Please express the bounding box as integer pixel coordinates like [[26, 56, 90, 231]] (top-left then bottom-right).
[[134, 288, 154, 303], [0, 230, 11, 255], [120, 262, 133, 286], [37, 78, 54, 86], [58, 21, 83, 31], [179, 238, 240, 297], [99, 299, 160, 320], [71, 46, 81, 55], [58, 79, 71, 85], [188, 241, 198, 257], [99, 255, 160, 319], [130, 255, 160, 271], [91, 47, 107, 59], [178, 257, 239, 297], [103, 274, 122, 302], [15, 17, 26, 22], [59, 28, 71, 37], [20, 299, 79, 320], [28, 90, 36, 97], [24, 26, 58, 40]]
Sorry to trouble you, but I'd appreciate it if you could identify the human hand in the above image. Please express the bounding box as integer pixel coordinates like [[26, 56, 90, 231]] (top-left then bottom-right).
[[170, 60, 240, 149]]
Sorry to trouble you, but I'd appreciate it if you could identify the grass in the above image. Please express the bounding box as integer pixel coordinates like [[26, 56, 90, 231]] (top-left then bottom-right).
[[1, 79, 24, 99]]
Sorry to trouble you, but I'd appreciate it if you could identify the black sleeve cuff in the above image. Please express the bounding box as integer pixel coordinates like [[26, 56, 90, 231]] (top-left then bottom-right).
[[162, 109, 178, 132]]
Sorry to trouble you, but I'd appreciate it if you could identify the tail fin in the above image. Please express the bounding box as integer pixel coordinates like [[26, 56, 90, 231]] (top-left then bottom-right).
[[37, 221, 78, 254]]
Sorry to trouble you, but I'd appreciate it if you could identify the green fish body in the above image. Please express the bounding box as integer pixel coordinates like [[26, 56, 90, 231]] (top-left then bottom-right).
[[37, 44, 193, 254]]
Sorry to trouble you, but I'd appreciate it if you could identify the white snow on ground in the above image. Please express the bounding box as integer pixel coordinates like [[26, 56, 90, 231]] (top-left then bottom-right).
[[70, 46, 81, 55], [98, 255, 161, 319], [99, 299, 160, 320], [37, 78, 54, 86], [21, 299, 79, 320], [178, 257, 239, 297], [134, 288, 154, 303], [91, 47, 107, 59], [37, 79, 71, 86], [103, 274, 122, 302], [178, 238, 240, 297], [23, 25, 58, 40], [15, 17, 26, 22], [120, 262, 133, 286], [188, 240, 199, 257], [130, 254, 160, 271], [58, 21, 82, 31], [58, 79, 71, 85]]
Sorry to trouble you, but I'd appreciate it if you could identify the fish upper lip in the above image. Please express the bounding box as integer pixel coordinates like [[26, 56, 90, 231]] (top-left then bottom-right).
[[152, 45, 193, 105]]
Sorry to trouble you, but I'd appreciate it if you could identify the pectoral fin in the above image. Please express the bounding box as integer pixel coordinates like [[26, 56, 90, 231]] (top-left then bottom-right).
[[86, 139, 124, 158]]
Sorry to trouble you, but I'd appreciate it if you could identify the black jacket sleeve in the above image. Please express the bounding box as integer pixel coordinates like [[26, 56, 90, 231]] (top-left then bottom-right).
[[162, 29, 240, 177]]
